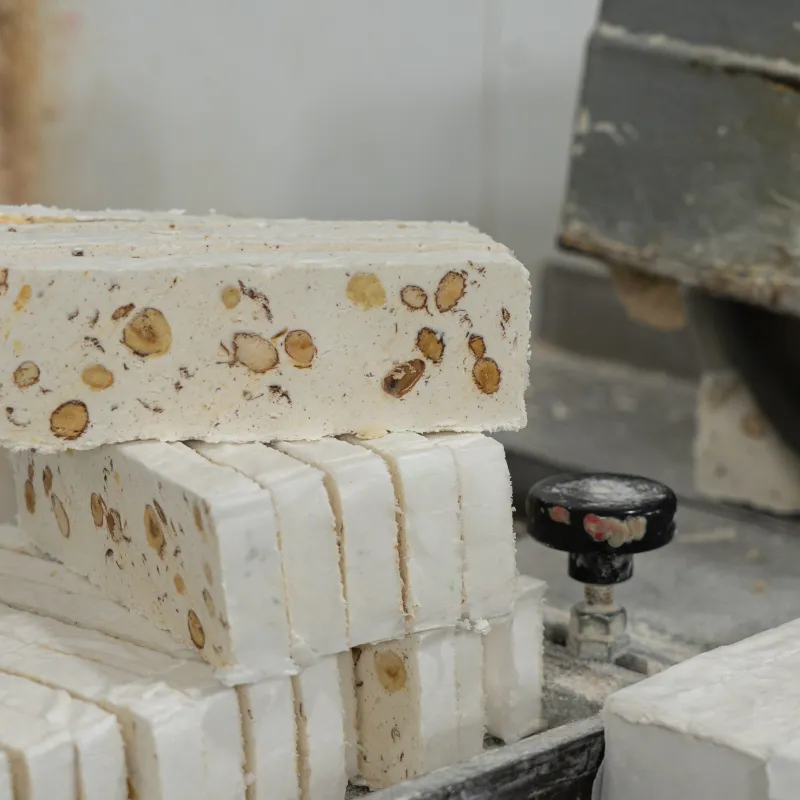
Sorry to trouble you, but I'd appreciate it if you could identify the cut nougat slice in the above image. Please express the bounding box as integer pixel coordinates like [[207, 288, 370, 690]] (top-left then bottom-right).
[[272, 439, 404, 647], [0, 603, 245, 800], [354, 629, 460, 789], [191, 443, 347, 664], [484, 576, 546, 744], [13, 442, 292, 680], [0, 672, 125, 800], [426, 433, 517, 620], [345, 433, 462, 632], [0, 703, 75, 800], [293, 656, 348, 800], [0, 752, 10, 800], [0, 528, 296, 800], [454, 627, 485, 760]]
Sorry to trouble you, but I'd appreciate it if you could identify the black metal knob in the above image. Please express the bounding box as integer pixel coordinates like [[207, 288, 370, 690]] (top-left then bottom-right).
[[526, 473, 677, 586]]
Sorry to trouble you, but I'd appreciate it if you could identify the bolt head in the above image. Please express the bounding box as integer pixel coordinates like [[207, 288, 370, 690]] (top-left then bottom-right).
[[567, 601, 629, 661]]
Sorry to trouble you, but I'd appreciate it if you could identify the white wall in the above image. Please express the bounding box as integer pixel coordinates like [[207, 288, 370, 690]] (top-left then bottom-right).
[[36, 0, 598, 272]]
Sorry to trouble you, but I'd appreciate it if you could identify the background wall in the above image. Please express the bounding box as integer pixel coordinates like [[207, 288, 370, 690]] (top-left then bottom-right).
[[36, 0, 598, 273]]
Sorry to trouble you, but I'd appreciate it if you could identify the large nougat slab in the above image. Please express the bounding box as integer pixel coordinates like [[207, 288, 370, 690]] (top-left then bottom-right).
[[602, 618, 800, 800], [0, 525, 294, 800], [12, 443, 292, 680], [483, 576, 546, 744], [0, 211, 530, 451], [354, 629, 460, 789], [426, 433, 517, 620], [273, 439, 405, 647], [0, 613, 218, 799], [192, 443, 347, 664], [0, 672, 125, 800], [347, 433, 462, 632]]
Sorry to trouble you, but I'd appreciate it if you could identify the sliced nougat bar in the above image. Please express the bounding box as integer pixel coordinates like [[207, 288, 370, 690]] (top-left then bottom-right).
[[354, 629, 460, 789], [0, 752, 10, 800], [346, 433, 462, 632], [0, 672, 125, 800], [273, 439, 405, 647], [293, 656, 348, 800], [454, 627, 486, 760], [12, 442, 291, 680], [0, 212, 530, 451], [484, 576, 546, 744], [427, 433, 517, 620], [0, 604, 245, 800], [191, 443, 347, 664], [0, 526, 294, 800], [0, 703, 75, 800]]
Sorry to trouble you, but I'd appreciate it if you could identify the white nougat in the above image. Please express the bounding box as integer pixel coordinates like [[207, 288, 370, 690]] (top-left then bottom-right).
[[346, 433, 462, 632], [483, 576, 546, 744], [454, 627, 486, 760], [0, 672, 126, 800], [0, 704, 75, 800], [293, 657, 348, 800], [273, 439, 405, 647], [238, 680, 300, 800], [0, 522, 35, 555], [0, 210, 530, 452], [12, 443, 292, 680], [0, 752, 10, 800], [0, 542, 195, 658], [0, 525, 295, 800], [602, 618, 800, 800], [355, 629, 460, 789], [694, 371, 800, 513], [337, 652, 360, 782], [0, 603, 244, 800], [426, 433, 517, 620], [191, 442, 348, 664]]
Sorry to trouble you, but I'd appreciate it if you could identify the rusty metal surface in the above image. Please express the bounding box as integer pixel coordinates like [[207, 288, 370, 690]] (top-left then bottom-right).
[[560, 23, 800, 315]]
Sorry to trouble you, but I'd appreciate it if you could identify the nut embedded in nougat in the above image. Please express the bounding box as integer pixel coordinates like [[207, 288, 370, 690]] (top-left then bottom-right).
[[284, 330, 316, 368], [123, 308, 173, 357], [13, 361, 39, 389], [90, 493, 107, 527], [374, 650, 407, 693], [347, 273, 386, 310], [144, 505, 166, 555], [42, 467, 53, 497], [416, 328, 445, 364], [24, 480, 35, 514], [472, 357, 501, 395], [232, 333, 279, 373], [188, 610, 206, 649], [468, 335, 486, 359], [82, 365, 114, 391], [435, 271, 466, 313], [50, 401, 90, 440], [383, 359, 426, 399], [51, 495, 70, 538], [400, 286, 428, 310], [221, 286, 241, 309]]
